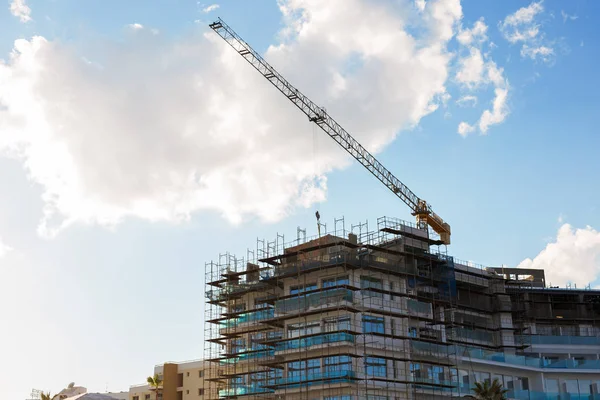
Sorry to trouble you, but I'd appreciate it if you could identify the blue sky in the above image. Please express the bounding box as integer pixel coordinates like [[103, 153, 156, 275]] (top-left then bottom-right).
[[1, 0, 600, 398]]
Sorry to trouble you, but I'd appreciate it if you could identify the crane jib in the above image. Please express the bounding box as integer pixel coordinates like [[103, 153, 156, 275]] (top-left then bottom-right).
[[209, 18, 451, 245]]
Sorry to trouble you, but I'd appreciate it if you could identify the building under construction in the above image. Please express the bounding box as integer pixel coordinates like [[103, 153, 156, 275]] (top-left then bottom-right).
[[203, 217, 600, 400], [202, 18, 600, 400]]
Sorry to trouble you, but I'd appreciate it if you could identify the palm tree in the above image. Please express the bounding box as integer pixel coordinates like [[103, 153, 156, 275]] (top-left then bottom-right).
[[147, 374, 163, 400], [471, 379, 508, 400], [40, 393, 52, 400]]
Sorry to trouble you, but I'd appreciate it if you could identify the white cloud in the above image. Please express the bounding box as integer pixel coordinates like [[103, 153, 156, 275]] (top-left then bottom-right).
[[0, 0, 463, 236], [456, 95, 477, 107], [415, 0, 426, 12], [457, 121, 475, 137], [0, 237, 11, 258], [503, 1, 543, 27], [478, 86, 508, 133], [202, 4, 220, 13], [500, 1, 555, 63], [518, 224, 600, 288], [456, 18, 487, 46], [127, 23, 144, 30], [521, 44, 554, 62], [561, 10, 578, 23], [455, 47, 485, 87], [454, 17, 509, 136], [9, 0, 31, 23]]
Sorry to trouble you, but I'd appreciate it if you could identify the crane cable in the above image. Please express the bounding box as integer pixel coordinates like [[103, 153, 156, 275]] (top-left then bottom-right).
[[313, 122, 322, 237]]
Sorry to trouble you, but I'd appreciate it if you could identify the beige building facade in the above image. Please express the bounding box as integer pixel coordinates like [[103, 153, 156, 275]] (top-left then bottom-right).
[[129, 360, 221, 400]]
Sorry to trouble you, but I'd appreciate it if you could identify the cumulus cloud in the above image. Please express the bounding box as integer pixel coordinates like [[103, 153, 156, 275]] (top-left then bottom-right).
[[456, 17, 487, 45], [457, 121, 474, 137], [478, 86, 508, 133], [0, 0, 462, 236], [454, 18, 509, 135], [9, 0, 31, 23], [202, 4, 220, 13], [0, 237, 11, 258], [455, 47, 485, 88], [500, 1, 555, 63], [518, 224, 600, 288]]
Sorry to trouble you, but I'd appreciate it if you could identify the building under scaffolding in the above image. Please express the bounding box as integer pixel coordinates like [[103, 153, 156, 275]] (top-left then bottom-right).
[[203, 216, 600, 400]]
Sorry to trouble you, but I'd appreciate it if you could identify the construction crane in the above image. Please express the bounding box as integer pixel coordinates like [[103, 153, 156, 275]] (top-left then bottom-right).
[[209, 18, 452, 245]]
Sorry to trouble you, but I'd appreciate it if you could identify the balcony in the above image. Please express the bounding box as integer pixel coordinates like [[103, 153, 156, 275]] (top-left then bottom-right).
[[221, 309, 274, 328], [459, 346, 600, 370], [516, 335, 600, 346], [506, 391, 600, 400], [274, 288, 353, 314], [220, 349, 275, 364], [218, 384, 273, 397], [275, 332, 355, 352], [407, 299, 432, 316], [268, 370, 356, 388]]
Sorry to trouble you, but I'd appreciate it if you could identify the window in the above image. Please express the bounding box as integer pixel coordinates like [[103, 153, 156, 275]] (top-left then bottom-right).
[[491, 374, 503, 386], [231, 303, 246, 313], [231, 338, 246, 353], [290, 283, 317, 295], [390, 282, 395, 300], [474, 371, 491, 385], [545, 379, 558, 393], [362, 315, 385, 334], [361, 276, 383, 298], [325, 396, 352, 400], [324, 315, 351, 332], [517, 377, 529, 391], [323, 355, 352, 373], [133, 397, 139, 400], [288, 359, 319, 379], [366, 396, 388, 400], [287, 320, 320, 338], [186, 390, 189, 395], [365, 357, 387, 377], [458, 369, 469, 386], [145, 395, 150, 400], [198, 389, 205, 396], [231, 376, 245, 385], [565, 380, 578, 394], [408, 327, 418, 338], [579, 380, 592, 395], [254, 297, 269, 309], [186, 372, 190, 377], [199, 370, 204, 378], [323, 275, 349, 288], [430, 365, 444, 383], [410, 363, 421, 380]]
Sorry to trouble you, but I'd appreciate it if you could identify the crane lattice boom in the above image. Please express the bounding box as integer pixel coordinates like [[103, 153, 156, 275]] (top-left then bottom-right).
[[209, 18, 451, 245]]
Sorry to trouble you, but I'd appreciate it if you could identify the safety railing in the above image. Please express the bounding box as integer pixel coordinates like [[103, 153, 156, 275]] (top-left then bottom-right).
[[269, 370, 356, 387], [275, 288, 353, 314], [218, 384, 273, 397], [275, 332, 355, 351], [221, 309, 274, 327], [516, 335, 600, 346]]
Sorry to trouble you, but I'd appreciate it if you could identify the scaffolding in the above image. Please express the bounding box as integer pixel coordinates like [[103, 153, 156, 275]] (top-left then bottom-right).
[[203, 216, 600, 400]]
